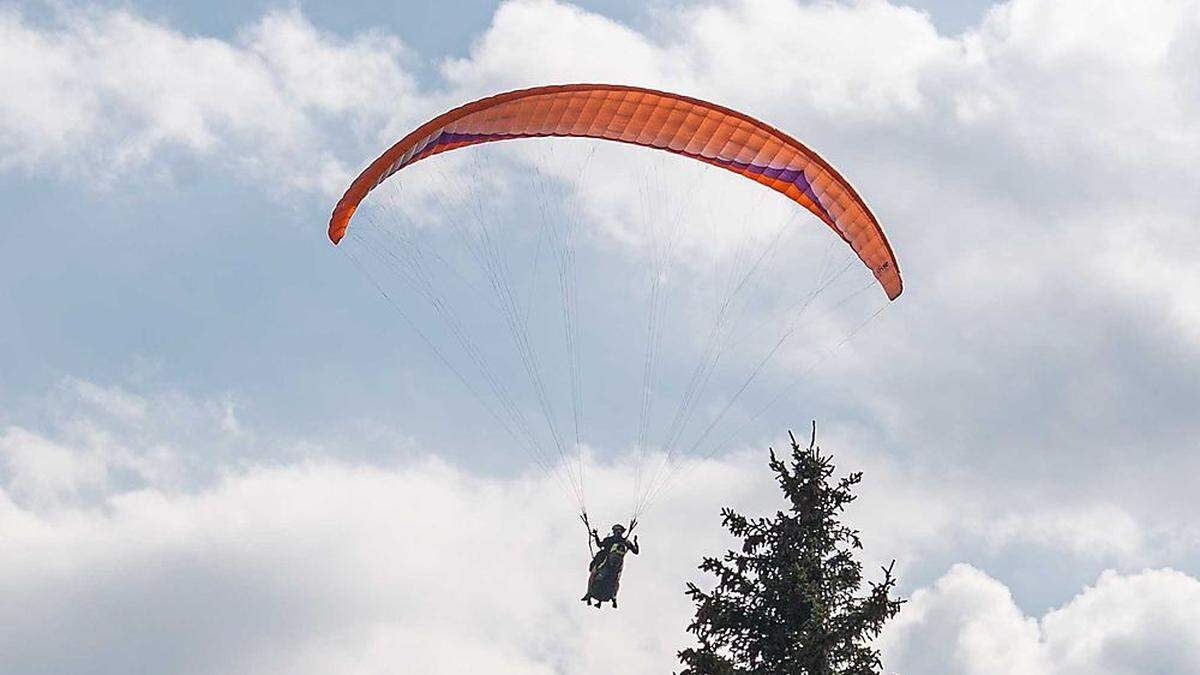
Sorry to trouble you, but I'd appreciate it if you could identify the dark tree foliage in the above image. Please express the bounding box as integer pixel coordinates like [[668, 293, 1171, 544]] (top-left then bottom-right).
[[678, 424, 903, 675]]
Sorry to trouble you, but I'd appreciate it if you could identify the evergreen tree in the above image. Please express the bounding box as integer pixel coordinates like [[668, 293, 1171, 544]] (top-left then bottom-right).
[[678, 424, 903, 675]]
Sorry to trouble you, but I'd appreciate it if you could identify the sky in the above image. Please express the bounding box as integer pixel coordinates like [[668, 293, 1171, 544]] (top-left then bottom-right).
[[2, 0, 1200, 673]]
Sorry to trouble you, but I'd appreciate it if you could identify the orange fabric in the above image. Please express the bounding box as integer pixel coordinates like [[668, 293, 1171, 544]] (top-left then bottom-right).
[[329, 84, 902, 300]]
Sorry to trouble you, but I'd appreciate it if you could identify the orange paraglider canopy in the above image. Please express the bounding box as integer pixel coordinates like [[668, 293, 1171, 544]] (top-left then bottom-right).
[[329, 84, 902, 300]]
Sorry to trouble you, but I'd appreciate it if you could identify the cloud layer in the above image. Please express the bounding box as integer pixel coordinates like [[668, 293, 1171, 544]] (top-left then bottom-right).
[[0, 6, 421, 193], [3, 0, 1200, 672], [4, 379, 1199, 674], [880, 564, 1200, 674]]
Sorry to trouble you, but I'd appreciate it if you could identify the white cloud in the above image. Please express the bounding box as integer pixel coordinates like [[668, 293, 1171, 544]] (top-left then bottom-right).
[[3, 386, 1198, 674], [0, 6, 422, 194], [683, 0, 956, 119], [880, 564, 1049, 674], [879, 564, 1200, 675], [1041, 568, 1200, 674], [68, 377, 148, 421], [390, 0, 1200, 557], [0, 426, 110, 506], [0, 378, 250, 510], [1098, 214, 1200, 347], [441, 0, 690, 94], [0, 380, 766, 674]]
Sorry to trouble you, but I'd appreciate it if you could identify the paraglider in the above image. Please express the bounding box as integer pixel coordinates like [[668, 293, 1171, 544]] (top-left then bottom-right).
[[329, 84, 904, 608], [329, 84, 902, 300], [581, 521, 640, 609]]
